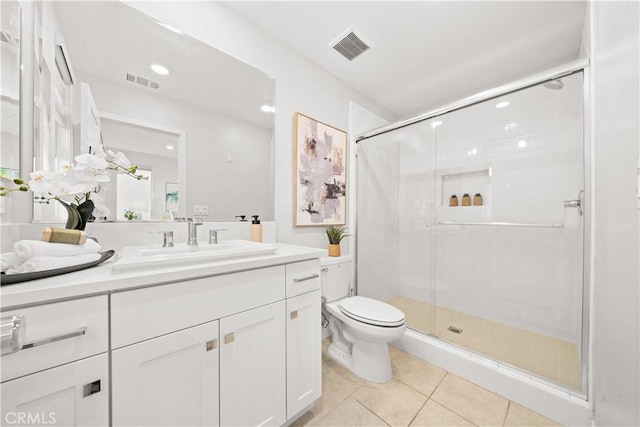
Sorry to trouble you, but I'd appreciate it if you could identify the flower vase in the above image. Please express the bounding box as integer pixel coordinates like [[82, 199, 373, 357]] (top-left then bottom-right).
[[59, 199, 95, 231]]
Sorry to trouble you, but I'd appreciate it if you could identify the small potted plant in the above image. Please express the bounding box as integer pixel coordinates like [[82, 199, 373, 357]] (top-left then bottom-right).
[[326, 225, 349, 257]]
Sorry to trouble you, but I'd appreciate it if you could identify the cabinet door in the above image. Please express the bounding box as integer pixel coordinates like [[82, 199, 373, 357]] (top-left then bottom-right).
[[1, 353, 108, 426], [220, 301, 286, 426], [286, 290, 322, 418], [112, 320, 219, 427]]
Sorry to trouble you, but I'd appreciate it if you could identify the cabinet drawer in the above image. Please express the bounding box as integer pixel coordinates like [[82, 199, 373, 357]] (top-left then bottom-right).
[[1, 296, 109, 382], [111, 266, 285, 349], [2, 353, 109, 426], [285, 259, 321, 298]]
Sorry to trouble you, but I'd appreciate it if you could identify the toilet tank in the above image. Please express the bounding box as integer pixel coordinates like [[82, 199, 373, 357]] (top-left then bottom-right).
[[320, 258, 352, 302]]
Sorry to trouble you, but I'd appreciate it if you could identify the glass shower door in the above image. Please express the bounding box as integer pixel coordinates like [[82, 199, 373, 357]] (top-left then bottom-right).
[[356, 121, 437, 336], [432, 72, 585, 392]]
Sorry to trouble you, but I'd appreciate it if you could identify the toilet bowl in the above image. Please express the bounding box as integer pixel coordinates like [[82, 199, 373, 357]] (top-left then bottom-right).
[[321, 258, 406, 383]]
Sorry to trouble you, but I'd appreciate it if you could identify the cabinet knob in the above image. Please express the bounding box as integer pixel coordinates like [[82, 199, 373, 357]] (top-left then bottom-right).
[[290, 311, 298, 319], [224, 333, 235, 344], [206, 339, 217, 351]]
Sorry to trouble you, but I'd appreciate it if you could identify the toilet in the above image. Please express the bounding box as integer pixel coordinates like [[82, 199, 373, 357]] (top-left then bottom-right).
[[321, 257, 406, 383]]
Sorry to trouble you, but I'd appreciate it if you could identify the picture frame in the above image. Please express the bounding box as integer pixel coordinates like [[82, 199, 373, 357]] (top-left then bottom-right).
[[293, 112, 348, 227], [165, 182, 179, 212]]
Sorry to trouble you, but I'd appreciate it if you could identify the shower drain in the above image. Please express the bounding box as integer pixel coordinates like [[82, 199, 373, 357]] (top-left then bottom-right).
[[447, 326, 463, 334]]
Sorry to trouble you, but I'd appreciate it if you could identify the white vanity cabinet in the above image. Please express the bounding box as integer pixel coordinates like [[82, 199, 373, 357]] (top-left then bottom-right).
[[1, 296, 110, 426], [112, 320, 220, 426], [2, 354, 109, 426], [220, 301, 286, 426], [1, 250, 323, 427], [285, 260, 322, 419]]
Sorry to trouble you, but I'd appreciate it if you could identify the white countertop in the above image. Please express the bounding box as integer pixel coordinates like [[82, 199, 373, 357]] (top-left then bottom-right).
[[1, 243, 326, 309]]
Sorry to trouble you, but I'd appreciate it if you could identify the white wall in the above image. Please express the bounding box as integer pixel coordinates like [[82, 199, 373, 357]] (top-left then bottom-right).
[[590, 1, 640, 425], [125, 1, 392, 249]]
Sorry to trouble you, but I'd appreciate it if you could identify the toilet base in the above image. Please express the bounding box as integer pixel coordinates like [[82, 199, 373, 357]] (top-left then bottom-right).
[[328, 340, 393, 384]]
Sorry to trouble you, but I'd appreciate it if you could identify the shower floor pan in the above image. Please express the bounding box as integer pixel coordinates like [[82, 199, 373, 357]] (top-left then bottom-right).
[[387, 295, 581, 391]]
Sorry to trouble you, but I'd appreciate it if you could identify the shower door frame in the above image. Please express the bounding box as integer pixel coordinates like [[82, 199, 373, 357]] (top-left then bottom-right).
[[354, 58, 592, 398]]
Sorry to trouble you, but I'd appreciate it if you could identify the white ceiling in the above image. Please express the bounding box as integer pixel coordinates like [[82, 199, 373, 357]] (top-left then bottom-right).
[[53, 1, 275, 129], [223, 1, 587, 119]]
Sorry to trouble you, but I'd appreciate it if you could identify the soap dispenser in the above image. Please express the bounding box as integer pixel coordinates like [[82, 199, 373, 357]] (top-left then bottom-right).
[[250, 215, 262, 242]]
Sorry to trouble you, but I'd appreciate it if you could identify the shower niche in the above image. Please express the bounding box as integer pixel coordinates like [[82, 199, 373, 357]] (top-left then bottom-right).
[[438, 166, 491, 223]]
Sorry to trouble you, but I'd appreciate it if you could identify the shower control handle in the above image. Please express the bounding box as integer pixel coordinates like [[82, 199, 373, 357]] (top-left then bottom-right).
[[564, 190, 584, 216]]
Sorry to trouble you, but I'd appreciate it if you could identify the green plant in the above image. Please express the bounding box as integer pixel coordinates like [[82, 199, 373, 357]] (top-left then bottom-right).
[[124, 209, 137, 221], [326, 225, 349, 245]]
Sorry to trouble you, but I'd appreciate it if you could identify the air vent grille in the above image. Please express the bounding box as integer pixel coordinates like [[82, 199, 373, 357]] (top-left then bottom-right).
[[333, 31, 370, 61], [125, 72, 159, 90]]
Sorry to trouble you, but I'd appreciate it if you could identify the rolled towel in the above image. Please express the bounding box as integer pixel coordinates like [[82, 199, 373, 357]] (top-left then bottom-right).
[[14, 239, 101, 262], [1, 252, 17, 272], [18, 253, 102, 274]]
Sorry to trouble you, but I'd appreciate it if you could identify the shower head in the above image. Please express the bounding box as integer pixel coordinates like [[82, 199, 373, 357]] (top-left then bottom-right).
[[543, 79, 564, 90]]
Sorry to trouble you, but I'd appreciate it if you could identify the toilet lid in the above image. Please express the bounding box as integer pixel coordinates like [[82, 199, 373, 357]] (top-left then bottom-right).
[[339, 296, 405, 327]]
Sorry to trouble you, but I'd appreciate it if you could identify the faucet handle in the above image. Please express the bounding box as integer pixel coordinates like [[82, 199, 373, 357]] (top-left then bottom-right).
[[188, 217, 203, 225], [151, 231, 174, 247], [209, 229, 228, 244]]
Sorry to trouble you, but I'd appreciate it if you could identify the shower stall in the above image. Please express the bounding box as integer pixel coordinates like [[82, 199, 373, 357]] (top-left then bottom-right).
[[356, 68, 588, 395]]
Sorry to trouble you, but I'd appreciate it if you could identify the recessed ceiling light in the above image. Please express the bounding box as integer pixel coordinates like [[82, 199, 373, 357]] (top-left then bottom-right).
[[517, 140, 527, 148], [431, 120, 443, 128], [166, 145, 175, 150], [496, 101, 510, 109], [151, 64, 169, 76], [260, 105, 275, 113], [156, 21, 182, 34]]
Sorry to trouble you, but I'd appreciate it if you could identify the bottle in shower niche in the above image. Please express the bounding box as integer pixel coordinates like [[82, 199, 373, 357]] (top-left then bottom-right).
[[250, 215, 262, 242], [449, 195, 459, 207], [461, 193, 471, 206], [473, 193, 483, 206]]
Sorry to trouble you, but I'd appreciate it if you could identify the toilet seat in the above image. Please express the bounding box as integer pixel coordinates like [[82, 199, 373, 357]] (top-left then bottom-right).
[[339, 296, 405, 327]]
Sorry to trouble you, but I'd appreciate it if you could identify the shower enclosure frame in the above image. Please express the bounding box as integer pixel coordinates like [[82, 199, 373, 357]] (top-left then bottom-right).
[[354, 58, 592, 399]]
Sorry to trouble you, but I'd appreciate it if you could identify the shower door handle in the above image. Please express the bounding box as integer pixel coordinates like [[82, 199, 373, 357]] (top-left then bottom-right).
[[564, 191, 584, 216]]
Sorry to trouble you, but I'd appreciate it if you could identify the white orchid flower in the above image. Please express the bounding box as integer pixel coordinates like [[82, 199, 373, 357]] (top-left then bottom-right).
[[74, 153, 108, 171]]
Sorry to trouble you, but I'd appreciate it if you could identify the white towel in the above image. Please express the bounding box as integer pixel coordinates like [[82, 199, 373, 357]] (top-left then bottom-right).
[[1, 252, 17, 272], [14, 239, 101, 262], [17, 253, 102, 274]]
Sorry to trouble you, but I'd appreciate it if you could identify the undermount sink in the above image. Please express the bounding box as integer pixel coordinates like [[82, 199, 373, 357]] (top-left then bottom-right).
[[113, 240, 279, 272]]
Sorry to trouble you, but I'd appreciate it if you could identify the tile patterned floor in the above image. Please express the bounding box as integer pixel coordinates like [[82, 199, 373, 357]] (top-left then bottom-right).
[[293, 339, 561, 427], [387, 296, 582, 391]]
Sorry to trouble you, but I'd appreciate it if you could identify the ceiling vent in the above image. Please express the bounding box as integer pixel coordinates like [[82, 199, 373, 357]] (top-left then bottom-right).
[[330, 27, 373, 61], [125, 72, 160, 90]]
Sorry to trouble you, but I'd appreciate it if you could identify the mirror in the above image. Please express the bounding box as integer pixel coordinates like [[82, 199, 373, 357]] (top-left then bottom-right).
[[30, 1, 275, 222], [0, 1, 20, 181]]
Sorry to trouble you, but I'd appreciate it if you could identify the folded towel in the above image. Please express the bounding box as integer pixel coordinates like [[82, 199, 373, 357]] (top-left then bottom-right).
[[14, 239, 101, 262], [1, 252, 17, 272], [17, 253, 102, 274]]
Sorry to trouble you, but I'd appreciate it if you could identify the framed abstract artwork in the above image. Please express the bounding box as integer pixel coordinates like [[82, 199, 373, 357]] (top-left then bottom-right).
[[293, 113, 348, 227]]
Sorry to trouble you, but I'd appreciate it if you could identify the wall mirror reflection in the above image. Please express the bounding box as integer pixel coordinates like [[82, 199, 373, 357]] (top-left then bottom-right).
[[31, 1, 275, 222], [0, 1, 21, 184]]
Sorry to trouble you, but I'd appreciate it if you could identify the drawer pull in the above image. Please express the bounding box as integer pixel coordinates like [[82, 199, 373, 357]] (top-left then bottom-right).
[[22, 326, 87, 350], [293, 274, 319, 283], [83, 380, 101, 397], [206, 339, 217, 351], [224, 333, 235, 344], [1, 315, 25, 356], [290, 310, 298, 319]]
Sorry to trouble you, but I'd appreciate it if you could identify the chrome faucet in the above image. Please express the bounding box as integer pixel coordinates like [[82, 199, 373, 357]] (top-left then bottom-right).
[[187, 218, 203, 246]]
